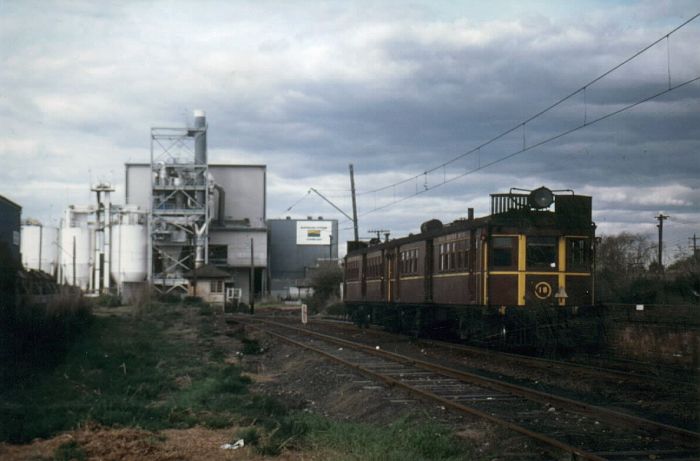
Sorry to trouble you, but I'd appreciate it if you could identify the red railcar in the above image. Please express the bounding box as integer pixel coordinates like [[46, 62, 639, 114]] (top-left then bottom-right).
[[344, 187, 597, 348]]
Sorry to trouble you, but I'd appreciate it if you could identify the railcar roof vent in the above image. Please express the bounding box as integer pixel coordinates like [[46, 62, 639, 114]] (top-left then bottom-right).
[[420, 219, 443, 234]]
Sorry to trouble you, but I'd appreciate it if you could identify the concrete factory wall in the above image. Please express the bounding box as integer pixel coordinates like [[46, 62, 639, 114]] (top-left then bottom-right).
[[209, 229, 267, 267], [124, 164, 152, 211], [209, 165, 266, 227]]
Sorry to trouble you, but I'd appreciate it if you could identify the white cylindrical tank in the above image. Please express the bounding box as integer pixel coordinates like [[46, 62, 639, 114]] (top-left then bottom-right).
[[111, 223, 147, 283], [60, 226, 93, 290], [21, 223, 59, 275]]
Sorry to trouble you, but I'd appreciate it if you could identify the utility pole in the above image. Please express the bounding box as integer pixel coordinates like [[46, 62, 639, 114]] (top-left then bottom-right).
[[691, 233, 699, 257], [349, 164, 359, 242], [250, 237, 255, 314], [368, 229, 390, 241], [72, 235, 76, 286], [329, 234, 333, 260], [656, 213, 669, 269]]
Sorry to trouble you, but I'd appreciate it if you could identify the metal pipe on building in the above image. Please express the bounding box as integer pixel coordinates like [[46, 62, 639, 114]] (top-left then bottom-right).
[[214, 184, 225, 227]]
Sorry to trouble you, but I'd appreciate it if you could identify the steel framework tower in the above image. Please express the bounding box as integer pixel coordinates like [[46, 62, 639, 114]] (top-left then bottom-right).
[[149, 110, 210, 294]]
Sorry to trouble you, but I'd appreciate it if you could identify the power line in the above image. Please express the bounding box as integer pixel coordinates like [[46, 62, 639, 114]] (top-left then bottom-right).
[[355, 12, 700, 198], [350, 75, 700, 220]]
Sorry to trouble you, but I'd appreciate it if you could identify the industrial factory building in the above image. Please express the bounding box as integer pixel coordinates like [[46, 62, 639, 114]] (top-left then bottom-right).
[[125, 162, 267, 302], [119, 110, 268, 303], [268, 217, 338, 299], [0, 195, 21, 268], [15, 110, 268, 306]]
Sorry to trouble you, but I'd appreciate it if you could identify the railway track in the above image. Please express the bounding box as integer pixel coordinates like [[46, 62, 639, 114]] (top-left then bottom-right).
[[259, 314, 699, 430], [309, 316, 699, 391], [232, 316, 700, 461]]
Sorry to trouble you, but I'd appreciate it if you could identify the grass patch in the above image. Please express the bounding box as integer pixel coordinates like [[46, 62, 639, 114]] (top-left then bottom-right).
[[0, 305, 249, 443], [241, 337, 264, 355], [299, 413, 470, 460], [2, 303, 476, 459]]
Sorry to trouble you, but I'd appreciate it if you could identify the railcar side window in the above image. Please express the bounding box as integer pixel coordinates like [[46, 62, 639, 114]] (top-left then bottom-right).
[[346, 261, 360, 280], [567, 238, 589, 271], [491, 237, 514, 268], [527, 236, 557, 269], [399, 249, 419, 275]]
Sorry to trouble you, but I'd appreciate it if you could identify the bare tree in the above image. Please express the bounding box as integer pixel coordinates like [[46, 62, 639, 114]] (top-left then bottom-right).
[[596, 232, 656, 302]]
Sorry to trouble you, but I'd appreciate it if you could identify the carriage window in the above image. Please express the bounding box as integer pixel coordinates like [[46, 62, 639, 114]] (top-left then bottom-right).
[[527, 236, 557, 269], [567, 238, 589, 271], [491, 237, 514, 268]]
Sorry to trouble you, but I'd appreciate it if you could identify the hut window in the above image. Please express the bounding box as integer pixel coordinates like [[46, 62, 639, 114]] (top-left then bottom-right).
[[210, 280, 224, 293]]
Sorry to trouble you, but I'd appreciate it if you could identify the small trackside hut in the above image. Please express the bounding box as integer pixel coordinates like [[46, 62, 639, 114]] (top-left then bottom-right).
[[344, 187, 599, 352]]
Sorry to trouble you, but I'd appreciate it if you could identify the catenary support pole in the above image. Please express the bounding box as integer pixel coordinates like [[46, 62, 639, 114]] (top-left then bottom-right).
[[349, 164, 359, 242]]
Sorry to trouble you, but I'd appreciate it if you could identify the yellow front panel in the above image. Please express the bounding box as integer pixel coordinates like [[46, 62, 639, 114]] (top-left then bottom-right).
[[558, 237, 566, 306], [517, 235, 526, 306]]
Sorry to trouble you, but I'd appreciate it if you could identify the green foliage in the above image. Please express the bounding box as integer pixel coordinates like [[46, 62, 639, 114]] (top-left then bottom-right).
[[596, 233, 700, 304], [291, 413, 470, 460], [95, 293, 122, 307], [310, 263, 343, 301], [241, 337, 264, 355], [0, 291, 92, 374], [324, 302, 347, 317], [1, 304, 476, 459], [198, 303, 215, 316], [53, 440, 86, 461], [0, 312, 249, 443]]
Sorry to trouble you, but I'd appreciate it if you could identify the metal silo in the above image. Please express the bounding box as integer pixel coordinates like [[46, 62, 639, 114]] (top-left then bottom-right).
[[21, 220, 59, 276], [60, 206, 94, 290], [111, 206, 147, 284]]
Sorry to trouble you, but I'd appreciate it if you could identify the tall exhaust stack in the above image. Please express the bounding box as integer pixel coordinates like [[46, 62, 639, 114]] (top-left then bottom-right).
[[193, 110, 207, 269], [194, 110, 207, 165]]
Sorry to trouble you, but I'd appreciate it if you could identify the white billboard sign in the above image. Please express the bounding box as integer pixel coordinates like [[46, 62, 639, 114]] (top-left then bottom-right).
[[296, 221, 332, 245]]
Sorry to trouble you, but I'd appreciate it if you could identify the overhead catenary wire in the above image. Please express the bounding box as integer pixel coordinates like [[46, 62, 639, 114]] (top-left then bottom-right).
[[354, 12, 700, 198], [347, 75, 700, 221]]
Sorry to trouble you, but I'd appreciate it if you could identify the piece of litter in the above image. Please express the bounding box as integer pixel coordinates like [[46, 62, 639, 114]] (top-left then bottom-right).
[[220, 439, 245, 450], [338, 347, 343, 351], [375, 346, 380, 350], [547, 407, 556, 413]]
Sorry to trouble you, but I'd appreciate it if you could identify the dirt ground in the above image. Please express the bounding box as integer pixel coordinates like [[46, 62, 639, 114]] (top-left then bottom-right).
[[0, 306, 542, 460]]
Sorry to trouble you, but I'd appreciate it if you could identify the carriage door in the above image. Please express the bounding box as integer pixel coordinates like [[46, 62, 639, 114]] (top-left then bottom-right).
[[386, 250, 395, 302]]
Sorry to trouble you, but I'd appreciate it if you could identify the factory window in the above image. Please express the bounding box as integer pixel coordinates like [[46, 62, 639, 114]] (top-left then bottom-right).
[[210, 280, 224, 293], [491, 237, 514, 268], [527, 236, 558, 269], [208, 245, 228, 266], [567, 238, 589, 271]]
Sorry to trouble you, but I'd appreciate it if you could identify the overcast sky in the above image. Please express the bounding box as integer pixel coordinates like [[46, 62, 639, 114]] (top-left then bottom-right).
[[1, 0, 698, 260]]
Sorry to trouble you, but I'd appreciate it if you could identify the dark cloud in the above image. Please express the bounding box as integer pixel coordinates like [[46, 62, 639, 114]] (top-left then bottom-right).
[[0, 1, 698, 260]]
